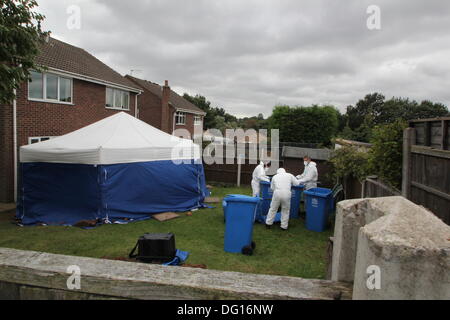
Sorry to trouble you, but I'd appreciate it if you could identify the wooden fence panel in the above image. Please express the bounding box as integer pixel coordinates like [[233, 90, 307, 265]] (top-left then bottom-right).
[[202, 146, 334, 187], [404, 119, 450, 225], [411, 152, 450, 194], [410, 117, 450, 150]]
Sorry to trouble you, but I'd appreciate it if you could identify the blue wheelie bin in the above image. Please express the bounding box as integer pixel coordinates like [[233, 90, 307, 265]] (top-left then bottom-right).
[[223, 195, 260, 254], [223, 194, 243, 222], [303, 187, 333, 232], [258, 181, 281, 223], [290, 185, 304, 219], [258, 181, 303, 222]]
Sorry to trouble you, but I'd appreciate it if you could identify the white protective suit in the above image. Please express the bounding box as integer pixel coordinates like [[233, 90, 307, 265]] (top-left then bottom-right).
[[251, 162, 270, 197], [297, 161, 318, 190], [265, 168, 300, 230]]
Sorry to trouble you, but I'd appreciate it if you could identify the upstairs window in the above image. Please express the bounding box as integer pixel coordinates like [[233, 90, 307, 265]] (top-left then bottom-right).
[[29, 71, 43, 99], [46, 74, 58, 100], [106, 87, 129, 110], [28, 71, 72, 103], [59, 77, 72, 102], [175, 111, 186, 125], [194, 116, 202, 126]]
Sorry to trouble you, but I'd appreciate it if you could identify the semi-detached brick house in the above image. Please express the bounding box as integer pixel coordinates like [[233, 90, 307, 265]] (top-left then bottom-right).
[[125, 75, 206, 139], [0, 37, 142, 203], [0, 37, 204, 203]]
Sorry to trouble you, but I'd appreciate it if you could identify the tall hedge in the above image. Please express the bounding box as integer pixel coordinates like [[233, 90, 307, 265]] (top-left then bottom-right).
[[268, 105, 340, 146]]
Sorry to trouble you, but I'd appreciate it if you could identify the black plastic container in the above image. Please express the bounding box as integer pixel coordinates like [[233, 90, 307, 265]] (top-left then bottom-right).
[[132, 233, 176, 263]]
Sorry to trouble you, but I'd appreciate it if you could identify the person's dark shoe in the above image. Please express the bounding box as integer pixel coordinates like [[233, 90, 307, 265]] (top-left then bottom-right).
[[265, 224, 272, 229], [280, 227, 288, 231]]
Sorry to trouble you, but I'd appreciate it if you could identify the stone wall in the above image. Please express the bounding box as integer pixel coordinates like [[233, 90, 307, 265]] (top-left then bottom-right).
[[0, 248, 352, 300]]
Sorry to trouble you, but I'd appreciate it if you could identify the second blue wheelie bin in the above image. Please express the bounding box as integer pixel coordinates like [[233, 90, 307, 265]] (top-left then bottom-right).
[[223, 195, 260, 254], [258, 181, 280, 223], [303, 187, 333, 232], [290, 184, 304, 219], [257, 181, 304, 222]]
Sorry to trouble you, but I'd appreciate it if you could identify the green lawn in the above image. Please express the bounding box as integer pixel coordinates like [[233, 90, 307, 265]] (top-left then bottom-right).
[[0, 185, 333, 279]]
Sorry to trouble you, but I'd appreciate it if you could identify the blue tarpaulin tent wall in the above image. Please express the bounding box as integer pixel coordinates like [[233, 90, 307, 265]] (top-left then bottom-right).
[[17, 112, 208, 226]]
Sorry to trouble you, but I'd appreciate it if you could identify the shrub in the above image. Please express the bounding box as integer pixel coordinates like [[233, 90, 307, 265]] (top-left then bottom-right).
[[329, 146, 371, 183], [368, 120, 408, 189]]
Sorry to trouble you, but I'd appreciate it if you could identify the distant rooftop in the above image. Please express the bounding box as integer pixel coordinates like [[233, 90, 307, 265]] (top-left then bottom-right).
[[126, 75, 205, 115]]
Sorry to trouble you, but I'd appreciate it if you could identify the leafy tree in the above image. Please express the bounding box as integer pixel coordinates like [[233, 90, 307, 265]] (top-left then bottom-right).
[[341, 93, 448, 142], [237, 115, 268, 131], [183, 93, 237, 131], [346, 93, 385, 130], [368, 120, 408, 189], [377, 98, 448, 124], [339, 121, 373, 142], [0, 0, 49, 104]]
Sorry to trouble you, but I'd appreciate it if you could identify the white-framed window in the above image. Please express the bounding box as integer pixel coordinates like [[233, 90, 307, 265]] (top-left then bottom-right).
[[28, 71, 73, 104], [106, 87, 130, 110], [28, 136, 56, 144], [175, 111, 186, 125], [194, 115, 202, 126]]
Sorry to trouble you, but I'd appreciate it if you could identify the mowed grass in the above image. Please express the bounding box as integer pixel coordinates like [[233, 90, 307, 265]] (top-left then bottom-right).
[[0, 185, 333, 279]]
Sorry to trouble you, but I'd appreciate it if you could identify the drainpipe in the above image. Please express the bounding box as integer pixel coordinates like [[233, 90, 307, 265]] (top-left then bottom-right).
[[135, 91, 141, 118], [172, 110, 176, 135], [13, 89, 17, 202]]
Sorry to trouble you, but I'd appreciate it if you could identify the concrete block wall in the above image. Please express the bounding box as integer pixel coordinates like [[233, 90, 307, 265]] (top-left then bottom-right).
[[331, 196, 450, 300]]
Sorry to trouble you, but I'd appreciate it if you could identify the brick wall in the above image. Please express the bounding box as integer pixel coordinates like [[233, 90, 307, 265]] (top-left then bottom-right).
[[0, 79, 137, 203], [136, 90, 203, 138], [136, 90, 162, 130], [170, 109, 201, 139], [0, 104, 13, 202]]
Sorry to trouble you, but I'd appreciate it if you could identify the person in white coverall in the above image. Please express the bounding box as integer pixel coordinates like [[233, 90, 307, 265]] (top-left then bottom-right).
[[296, 156, 318, 190], [265, 168, 300, 231], [251, 161, 270, 197]]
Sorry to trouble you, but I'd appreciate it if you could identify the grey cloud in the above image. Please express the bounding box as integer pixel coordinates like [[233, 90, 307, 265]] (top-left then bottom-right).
[[37, 0, 450, 117]]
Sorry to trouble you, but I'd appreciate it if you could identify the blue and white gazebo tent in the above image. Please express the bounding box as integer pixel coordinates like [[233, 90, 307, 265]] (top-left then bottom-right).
[[17, 112, 208, 226]]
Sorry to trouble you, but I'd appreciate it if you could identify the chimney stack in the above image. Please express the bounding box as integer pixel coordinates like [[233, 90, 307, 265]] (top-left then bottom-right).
[[161, 80, 170, 133]]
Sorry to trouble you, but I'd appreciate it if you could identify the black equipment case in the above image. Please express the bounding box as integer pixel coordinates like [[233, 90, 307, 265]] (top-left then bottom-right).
[[129, 233, 176, 263]]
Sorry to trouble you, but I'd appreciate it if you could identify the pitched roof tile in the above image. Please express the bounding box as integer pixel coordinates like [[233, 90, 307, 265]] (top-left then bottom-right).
[[36, 37, 140, 91], [126, 75, 205, 114]]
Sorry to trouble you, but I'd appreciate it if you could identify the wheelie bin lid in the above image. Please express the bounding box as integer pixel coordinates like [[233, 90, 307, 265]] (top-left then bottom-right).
[[224, 194, 261, 203], [303, 187, 332, 198]]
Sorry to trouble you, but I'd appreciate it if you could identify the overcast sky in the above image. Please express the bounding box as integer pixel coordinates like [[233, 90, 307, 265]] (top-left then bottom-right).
[[37, 0, 450, 117]]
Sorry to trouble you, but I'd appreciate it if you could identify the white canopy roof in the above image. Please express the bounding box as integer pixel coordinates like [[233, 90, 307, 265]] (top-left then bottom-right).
[[20, 112, 201, 164]]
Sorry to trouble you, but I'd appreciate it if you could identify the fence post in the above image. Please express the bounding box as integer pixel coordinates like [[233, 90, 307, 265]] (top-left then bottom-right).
[[402, 127, 416, 199], [441, 120, 448, 150], [361, 179, 366, 198], [237, 155, 242, 187]]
